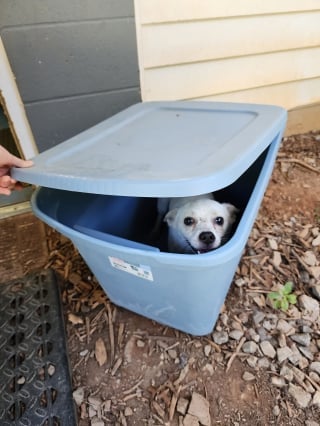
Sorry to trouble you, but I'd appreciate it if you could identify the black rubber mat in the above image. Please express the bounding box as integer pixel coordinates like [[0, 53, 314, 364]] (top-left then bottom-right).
[[0, 269, 76, 426]]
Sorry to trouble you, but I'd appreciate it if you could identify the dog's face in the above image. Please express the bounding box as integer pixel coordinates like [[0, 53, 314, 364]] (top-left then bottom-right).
[[164, 199, 238, 254]]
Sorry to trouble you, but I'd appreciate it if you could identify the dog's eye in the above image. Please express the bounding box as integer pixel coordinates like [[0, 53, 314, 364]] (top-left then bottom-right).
[[215, 216, 224, 226], [184, 217, 195, 226]]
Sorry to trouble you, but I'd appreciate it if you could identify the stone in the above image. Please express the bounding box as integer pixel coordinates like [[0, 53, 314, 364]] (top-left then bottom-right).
[[277, 346, 292, 364], [242, 341, 258, 354], [271, 376, 286, 388], [257, 357, 270, 369], [311, 285, 320, 301], [177, 397, 189, 415], [310, 362, 320, 375], [252, 311, 265, 326], [288, 383, 312, 408], [188, 392, 211, 426], [246, 356, 258, 368], [260, 341, 276, 359], [229, 329, 244, 341], [299, 295, 320, 322], [312, 391, 320, 407], [124, 407, 133, 416], [276, 319, 294, 334], [303, 251, 318, 266], [183, 414, 200, 426], [204, 345, 211, 357], [312, 234, 320, 246], [212, 331, 229, 345], [290, 333, 311, 347], [73, 387, 85, 406], [280, 365, 294, 382], [242, 371, 255, 381]]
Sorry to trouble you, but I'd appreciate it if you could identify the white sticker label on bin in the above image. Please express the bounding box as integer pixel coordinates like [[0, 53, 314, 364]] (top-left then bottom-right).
[[108, 256, 154, 282]]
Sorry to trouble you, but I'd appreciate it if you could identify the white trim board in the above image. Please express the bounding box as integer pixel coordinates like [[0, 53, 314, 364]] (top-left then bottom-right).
[[0, 37, 38, 160]]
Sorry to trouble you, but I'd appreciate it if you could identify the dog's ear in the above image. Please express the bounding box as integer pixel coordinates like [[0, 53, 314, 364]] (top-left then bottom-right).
[[164, 208, 178, 225], [223, 203, 239, 224]]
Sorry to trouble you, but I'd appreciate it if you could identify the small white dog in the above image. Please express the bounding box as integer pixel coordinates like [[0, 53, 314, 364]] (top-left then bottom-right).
[[154, 193, 238, 254]]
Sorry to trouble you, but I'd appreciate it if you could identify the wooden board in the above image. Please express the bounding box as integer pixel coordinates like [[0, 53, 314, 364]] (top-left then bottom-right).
[[0, 212, 48, 283]]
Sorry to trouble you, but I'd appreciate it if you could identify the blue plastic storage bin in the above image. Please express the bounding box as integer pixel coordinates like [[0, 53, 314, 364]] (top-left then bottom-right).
[[13, 101, 287, 335]]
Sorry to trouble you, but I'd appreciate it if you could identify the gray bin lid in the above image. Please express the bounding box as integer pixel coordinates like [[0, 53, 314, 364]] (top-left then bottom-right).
[[12, 101, 287, 197]]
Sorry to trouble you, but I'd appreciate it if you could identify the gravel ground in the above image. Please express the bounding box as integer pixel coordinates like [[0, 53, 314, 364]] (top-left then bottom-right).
[[46, 130, 320, 425]]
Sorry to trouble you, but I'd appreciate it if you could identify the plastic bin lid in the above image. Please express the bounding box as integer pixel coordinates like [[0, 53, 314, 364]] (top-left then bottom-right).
[[12, 101, 287, 197]]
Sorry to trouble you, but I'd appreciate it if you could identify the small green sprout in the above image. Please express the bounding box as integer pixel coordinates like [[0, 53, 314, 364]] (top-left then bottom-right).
[[268, 281, 297, 311]]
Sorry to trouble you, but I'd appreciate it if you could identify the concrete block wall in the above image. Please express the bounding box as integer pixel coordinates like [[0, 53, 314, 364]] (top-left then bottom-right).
[[1, 0, 141, 152]]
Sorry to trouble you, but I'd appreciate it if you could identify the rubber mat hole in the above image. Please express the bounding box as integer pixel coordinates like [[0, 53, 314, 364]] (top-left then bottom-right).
[[51, 388, 57, 404], [37, 341, 53, 358], [39, 390, 48, 408], [8, 400, 26, 420], [9, 352, 26, 368], [9, 313, 25, 326], [35, 289, 48, 300], [38, 367, 45, 381], [8, 332, 24, 346], [42, 416, 61, 426], [36, 305, 50, 317], [10, 296, 24, 309], [36, 322, 51, 336]]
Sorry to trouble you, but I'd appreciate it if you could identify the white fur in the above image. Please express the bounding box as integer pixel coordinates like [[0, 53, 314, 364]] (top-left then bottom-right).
[[154, 193, 238, 254]]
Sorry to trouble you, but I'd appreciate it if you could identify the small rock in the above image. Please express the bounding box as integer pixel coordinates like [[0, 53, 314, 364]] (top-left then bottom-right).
[[229, 329, 244, 341], [257, 357, 270, 369], [298, 356, 309, 370], [168, 349, 178, 360], [177, 397, 189, 415], [299, 346, 314, 361], [124, 407, 133, 416], [273, 405, 280, 416], [262, 319, 276, 331], [204, 345, 211, 357], [212, 331, 229, 345], [305, 421, 320, 426], [288, 344, 302, 365], [91, 419, 104, 426], [310, 371, 320, 384], [277, 346, 293, 364], [299, 295, 320, 322], [271, 376, 286, 388], [290, 333, 311, 347], [273, 251, 282, 267], [288, 383, 312, 408], [252, 311, 265, 326], [268, 238, 278, 250], [242, 341, 258, 354], [311, 285, 320, 301], [203, 363, 214, 375], [312, 234, 320, 246], [242, 371, 255, 381], [183, 414, 200, 426], [312, 390, 320, 407], [246, 356, 258, 368], [88, 396, 102, 410], [276, 319, 294, 335], [280, 365, 294, 382], [260, 341, 276, 359], [303, 251, 318, 266], [73, 387, 85, 406], [136, 339, 145, 348], [310, 362, 320, 375], [188, 392, 211, 426]]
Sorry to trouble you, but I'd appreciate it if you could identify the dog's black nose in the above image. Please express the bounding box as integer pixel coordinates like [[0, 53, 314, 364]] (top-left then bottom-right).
[[199, 231, 215, 245]]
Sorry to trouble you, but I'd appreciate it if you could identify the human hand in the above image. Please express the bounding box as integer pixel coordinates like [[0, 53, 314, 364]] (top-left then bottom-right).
[[0, 145, 33, 195]]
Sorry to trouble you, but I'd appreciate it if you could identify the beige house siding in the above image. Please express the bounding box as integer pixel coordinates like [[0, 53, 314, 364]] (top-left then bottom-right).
[[134, 0, 320, 110]]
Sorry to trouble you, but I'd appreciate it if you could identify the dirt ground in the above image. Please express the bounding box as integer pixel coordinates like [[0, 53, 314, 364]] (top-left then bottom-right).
[[47, 130, 320, 425]]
